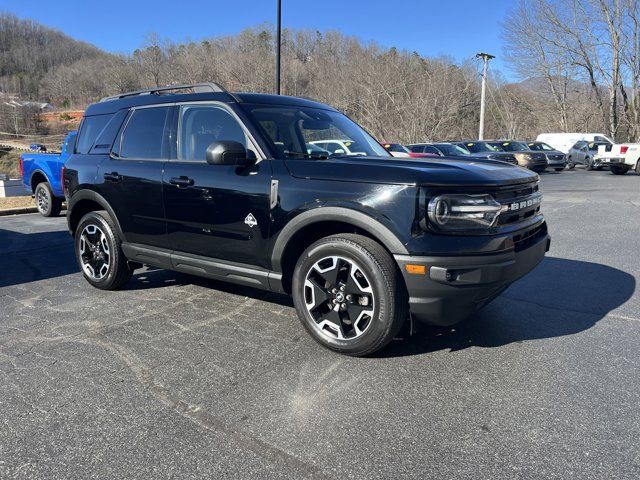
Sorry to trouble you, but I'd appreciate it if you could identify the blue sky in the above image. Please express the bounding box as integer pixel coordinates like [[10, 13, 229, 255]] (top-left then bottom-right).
[[1, 0, 515, 76]]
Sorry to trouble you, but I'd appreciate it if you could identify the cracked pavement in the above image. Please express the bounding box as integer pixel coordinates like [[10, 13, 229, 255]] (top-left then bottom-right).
[[1, 168, 639, 479]]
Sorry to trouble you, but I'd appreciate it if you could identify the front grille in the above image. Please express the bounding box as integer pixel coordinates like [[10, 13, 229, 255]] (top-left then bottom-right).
[[548, 154, 564, 161], [493, 182, 542, 226], [513, 223, 547, 252]]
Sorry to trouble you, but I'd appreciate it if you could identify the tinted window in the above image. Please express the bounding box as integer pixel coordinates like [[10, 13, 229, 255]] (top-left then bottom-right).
[[76, 114, 111, 154], [179, 105, 248, 161], [423, 145, 441, 155], [407, 145, 424, 153], [120, 107, 170, 159]]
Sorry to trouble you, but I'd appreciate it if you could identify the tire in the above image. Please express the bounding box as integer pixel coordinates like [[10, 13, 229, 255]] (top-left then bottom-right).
[[74, 210, 132, 290], [584, 157, 592, 170], [636, 160, 640, 174], [291, 234, 408, 356], [34, 182, 62, 217], [611, 165, 630, 175], [567, 157, 575, 169], [555, 168, 564, 172]]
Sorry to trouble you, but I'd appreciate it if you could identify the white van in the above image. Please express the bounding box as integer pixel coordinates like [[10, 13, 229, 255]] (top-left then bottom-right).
[[536, 133, 614, 154]]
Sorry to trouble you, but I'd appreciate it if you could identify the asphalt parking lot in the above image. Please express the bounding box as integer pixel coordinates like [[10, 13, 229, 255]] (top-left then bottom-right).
[[1, 168, 639, 479]]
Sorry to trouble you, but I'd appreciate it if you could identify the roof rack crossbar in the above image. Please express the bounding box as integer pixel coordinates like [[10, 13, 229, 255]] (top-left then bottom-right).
[[100, 82, 229, 102]]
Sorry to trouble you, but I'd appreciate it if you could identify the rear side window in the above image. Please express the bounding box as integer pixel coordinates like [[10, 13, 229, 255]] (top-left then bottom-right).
[[76, 114, 112, 154], [120, 107, 171, 159]]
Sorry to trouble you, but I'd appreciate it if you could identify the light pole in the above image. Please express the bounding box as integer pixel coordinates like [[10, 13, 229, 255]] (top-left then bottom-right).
[[476, 52, 494, 140], [276, 0, 282, 95]]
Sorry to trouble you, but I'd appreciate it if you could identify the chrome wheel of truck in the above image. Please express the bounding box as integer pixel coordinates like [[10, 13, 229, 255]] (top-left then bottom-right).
[[34, 182, 62, 217]]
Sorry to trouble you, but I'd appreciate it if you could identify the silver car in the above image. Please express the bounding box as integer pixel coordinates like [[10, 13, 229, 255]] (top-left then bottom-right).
[[566, 141, 611, 170]]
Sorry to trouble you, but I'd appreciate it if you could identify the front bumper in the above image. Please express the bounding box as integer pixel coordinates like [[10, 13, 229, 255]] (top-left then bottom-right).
[[395, 232, 550, 326]]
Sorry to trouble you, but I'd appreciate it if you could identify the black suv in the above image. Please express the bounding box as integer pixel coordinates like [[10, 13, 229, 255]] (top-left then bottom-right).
[[64, 83, 550, 356]]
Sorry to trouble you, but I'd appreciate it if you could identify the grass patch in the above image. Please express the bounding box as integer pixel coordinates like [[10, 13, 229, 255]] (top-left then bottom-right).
[[0, 196, 33, 211]]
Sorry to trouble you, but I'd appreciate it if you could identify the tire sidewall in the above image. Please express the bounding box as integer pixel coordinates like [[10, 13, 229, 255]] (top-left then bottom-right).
[[35, 183, 52, 216], [75, 212, 121, 288], [292, 239, 394, 355]]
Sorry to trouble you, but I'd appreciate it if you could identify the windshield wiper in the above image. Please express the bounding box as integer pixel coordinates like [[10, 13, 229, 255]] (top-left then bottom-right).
[[283, 150, 329, 159]]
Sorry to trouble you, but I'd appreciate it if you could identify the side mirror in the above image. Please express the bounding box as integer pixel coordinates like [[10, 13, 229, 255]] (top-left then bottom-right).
[[205, 141, 255, 166]]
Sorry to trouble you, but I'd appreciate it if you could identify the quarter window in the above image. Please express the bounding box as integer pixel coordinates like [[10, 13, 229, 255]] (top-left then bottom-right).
[[179, 105, 248, 161], [76, 114, 111, 154], [120, 107, 171, 159]]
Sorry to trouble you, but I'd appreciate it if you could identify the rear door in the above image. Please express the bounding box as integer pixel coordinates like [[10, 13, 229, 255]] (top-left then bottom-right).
[[98, 105, 173, 248], [162, 102, 272, 268]]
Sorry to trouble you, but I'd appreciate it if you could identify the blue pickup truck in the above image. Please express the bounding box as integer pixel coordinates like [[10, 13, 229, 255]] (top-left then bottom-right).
[[20, 131, 77, 217]]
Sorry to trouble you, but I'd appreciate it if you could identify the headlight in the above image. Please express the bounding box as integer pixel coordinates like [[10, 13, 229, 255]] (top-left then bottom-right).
[[428, 194, 502, 231]]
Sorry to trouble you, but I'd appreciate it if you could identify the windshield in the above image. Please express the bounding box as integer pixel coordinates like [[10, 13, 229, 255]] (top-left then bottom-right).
[[527, 142, 554, 151], [242, 104, 389, 159], [490, 141, 528, 152], [463, 142, 498, 153], [434, 143, 470, 156]]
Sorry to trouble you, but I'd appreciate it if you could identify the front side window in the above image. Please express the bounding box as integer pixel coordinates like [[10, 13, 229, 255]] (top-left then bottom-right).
[[242, 104, 389, 159], [179, 105, 248, 161], [528, 142, 553, 151], [434, 144, 469, 156], [120, 107, 171, 159]]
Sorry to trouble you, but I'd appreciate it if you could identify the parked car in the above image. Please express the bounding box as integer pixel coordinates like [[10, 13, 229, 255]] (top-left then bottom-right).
[[526, 141, 566, 171], [451, 141, 519, 165], [20, 130, 77, 216], [536, 133, 614, 154], [29, 143, 47, 152], [380, 142, 435, 158], [408, 142, 472, 159], [566, 141, 611, 170], [487, 141, 548, 172], [594, 142, 640, 175], [64, 82, 549, 356]]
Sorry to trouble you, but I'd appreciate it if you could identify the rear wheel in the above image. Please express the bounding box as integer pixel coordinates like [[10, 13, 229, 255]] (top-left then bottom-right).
[[292, 234, 407, 356], [75, 210, 132, 290], [611, 165, 630, 175], [35, 182, 62, 217], [635, 160, 640, 174]]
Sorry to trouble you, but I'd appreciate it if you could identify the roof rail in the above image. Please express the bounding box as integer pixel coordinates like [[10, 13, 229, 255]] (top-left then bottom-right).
[[99, 82, 230, 102]]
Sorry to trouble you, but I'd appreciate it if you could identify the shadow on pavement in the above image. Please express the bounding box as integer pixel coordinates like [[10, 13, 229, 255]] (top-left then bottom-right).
[[377, 256, 636, 357]]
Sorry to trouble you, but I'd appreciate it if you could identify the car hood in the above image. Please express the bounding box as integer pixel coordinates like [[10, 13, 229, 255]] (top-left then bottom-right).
[[284, 156, 538, 187]]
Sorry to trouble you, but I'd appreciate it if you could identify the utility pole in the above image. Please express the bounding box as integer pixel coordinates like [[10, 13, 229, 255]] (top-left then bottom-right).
[[476, 52, 495, 140], [275, 0, 282, 95]]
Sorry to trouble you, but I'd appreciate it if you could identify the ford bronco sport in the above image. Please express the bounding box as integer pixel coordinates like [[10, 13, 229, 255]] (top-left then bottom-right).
[[64, 83, 550, 356]]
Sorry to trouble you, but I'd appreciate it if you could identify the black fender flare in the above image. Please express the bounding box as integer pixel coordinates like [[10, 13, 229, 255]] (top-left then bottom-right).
[[29, 169, 50, 191], [270, 206, 408, 272], [67, 190, 125, 240]]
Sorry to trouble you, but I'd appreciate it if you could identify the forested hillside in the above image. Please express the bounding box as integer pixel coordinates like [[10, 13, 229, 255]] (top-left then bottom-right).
[[0, 13, 108, 100]]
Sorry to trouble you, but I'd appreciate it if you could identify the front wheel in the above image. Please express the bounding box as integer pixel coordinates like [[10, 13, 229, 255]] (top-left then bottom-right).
[[35, 182, 62, 217], [292, 234, 407, 356], [611, 165, 630, 175], [585, 157, 593, 170], [75, 210, 132, 290], [555, 168, 564, 172], [567, 157, 575, 169]]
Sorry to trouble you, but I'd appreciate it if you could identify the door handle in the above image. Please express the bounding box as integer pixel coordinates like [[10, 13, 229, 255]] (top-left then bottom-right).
[[103, 172, 122, 182], [169, 176, 194, 188]]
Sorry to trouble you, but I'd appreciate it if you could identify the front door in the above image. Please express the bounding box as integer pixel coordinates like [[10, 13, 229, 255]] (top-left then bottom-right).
[[162, 103, 272, 269], [98, 105, 173, 248]]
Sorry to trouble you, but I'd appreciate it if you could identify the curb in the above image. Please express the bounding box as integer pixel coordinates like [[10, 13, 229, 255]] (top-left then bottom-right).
[[0, 206, 67, 217], [0, 206, 39, 216]]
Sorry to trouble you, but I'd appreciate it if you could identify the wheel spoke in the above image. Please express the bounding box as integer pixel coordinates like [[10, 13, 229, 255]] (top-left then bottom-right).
[[305, 277, 330, 311], [323, 307, 345, 339]]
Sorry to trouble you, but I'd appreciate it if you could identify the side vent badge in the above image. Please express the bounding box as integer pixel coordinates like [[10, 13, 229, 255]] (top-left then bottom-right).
[[244, 213, 258, 228]]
